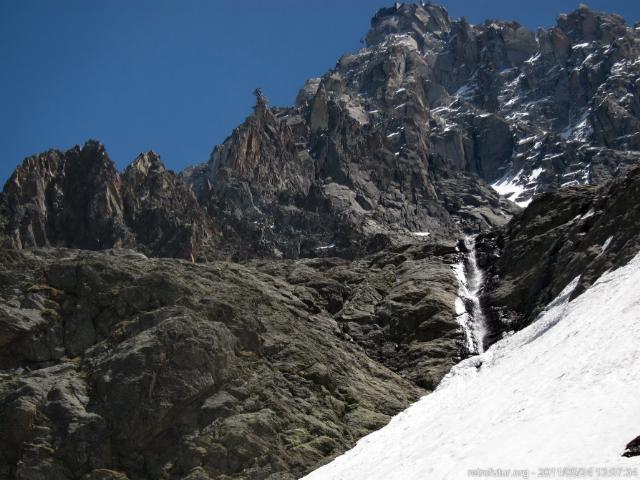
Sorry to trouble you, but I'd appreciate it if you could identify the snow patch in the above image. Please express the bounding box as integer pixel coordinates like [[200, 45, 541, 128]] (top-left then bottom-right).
[[530, 167, 544, 180], [455, 83, 476, 99], [304, 252, 640, 479], [561, 111, 592, 141], [491, 171, 532, 208], [524, 52, 541, 64], [518, 136, 536, 145], [581, 209, 595, 220]]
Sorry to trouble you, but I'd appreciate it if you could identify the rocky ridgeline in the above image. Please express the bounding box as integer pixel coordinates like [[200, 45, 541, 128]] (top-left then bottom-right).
[[1, 3, 640, 479], [353, 3, 640, 204], [0, 141, 216, 261], [4, 5, 639, 259]]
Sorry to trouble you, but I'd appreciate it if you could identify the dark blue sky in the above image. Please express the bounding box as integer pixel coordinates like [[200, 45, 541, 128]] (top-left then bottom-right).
[[1, 1, 638, 184]]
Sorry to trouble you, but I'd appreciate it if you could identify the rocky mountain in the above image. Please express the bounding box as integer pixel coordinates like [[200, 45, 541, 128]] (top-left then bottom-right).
[[179, 1, 640, 260], [0, 142, 216, 261], [6, 4, 638, 260], [1, 3, 640, 479], [5, 5, 639, 260]]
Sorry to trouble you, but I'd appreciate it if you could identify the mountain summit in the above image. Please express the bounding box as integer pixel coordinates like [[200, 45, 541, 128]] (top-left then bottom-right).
[[1, 3, 639, 480], [3, 4, 640, 262]]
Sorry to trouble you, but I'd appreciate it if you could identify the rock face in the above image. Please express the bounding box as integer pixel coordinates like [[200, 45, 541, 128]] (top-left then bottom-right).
[[177, 2, 640, 258], [477, 165, 640, 344], [252, 240, 466, 390], [623, 436, 640, 457], [0, 248, 421, 479], [0, 142, 216, 261], [1, 141, 130, 251]]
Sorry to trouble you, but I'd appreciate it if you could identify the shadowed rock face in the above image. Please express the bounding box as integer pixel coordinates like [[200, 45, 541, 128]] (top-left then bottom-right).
[[1, 141, 130, 251], [252, 240, 466, 391], [476, 165, 640, 344], [121, 152, 217, 260]]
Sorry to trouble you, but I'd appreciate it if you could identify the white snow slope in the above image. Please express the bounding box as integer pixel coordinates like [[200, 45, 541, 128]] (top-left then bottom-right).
[[304, 253, 640, 480]]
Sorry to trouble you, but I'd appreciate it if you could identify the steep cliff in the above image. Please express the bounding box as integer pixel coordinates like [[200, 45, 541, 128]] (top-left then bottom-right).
[[1, 3, 640, 479]]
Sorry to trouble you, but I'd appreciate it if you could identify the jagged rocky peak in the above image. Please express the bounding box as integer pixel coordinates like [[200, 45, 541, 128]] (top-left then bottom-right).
[[125, 150, 166, 178], [2, 4, 640, 479], [535, 3, 639, 70], [5, 140, 118, 194], [204, 90, 313, 200], [120, 151, 217, 261], [4, 149, 65, 193], [123, 151, 168, 192], [1, 140, 129, 251], [3, 2, 640, 260], [557, 3, 629, 43], [0, 141, 217, 260], [295, 77, 323, 108], [364, 2, 539, 71], [365, 2, 452, 48]]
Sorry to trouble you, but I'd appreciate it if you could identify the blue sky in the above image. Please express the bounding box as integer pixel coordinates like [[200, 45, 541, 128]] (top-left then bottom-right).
[[1, 1, 638, 184]]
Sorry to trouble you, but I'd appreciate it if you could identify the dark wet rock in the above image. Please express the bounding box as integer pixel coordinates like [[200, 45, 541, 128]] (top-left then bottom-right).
[[623, 435, 640, 457]]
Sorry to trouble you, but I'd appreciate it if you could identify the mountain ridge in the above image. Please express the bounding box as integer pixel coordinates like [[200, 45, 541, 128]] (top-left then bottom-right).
[[1, 3, 639, 479], [3, 3, 640, 262]]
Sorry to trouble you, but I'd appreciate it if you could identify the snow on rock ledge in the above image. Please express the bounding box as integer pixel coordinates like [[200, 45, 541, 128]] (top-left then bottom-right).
[[304, 252, 640, 479]]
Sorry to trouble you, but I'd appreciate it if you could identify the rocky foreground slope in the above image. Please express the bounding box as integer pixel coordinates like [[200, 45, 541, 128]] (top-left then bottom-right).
[[0, 248, 425, 479], [1, 3, 640, 479]]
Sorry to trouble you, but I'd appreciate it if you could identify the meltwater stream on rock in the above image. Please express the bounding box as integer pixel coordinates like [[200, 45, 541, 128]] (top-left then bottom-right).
[[453, 235, 488, 355]]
